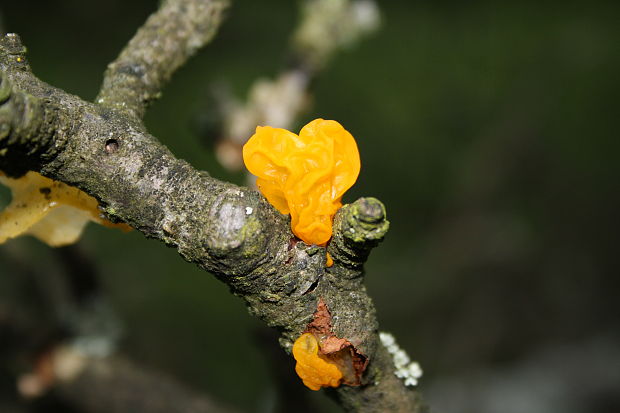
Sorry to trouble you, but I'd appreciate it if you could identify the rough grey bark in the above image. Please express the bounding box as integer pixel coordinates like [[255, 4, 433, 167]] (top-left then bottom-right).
[[0, 1, 426, 411]]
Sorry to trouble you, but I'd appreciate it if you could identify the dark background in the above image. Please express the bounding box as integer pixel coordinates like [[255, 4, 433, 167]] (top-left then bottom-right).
[[1, 1, 618, 412]]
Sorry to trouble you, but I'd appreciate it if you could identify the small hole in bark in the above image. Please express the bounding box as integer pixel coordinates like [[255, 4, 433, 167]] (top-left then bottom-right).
[[105, 139, 119, 153]]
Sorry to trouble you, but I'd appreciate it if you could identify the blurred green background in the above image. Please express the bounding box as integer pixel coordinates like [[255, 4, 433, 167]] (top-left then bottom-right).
[[1, 1, 618, 412]]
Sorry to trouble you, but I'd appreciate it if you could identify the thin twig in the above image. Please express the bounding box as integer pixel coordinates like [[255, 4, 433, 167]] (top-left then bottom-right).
[[97, 0, 229, 119]]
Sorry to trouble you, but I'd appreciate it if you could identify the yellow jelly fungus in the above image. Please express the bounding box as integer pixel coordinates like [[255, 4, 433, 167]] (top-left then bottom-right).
[[0, 171, 130, 246], [326, 252, 334, 267], [292, 332, 344, 391], [242, 118, 360, 246]]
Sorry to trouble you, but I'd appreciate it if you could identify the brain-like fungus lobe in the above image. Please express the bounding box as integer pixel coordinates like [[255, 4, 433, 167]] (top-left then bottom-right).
[[292, 298, 368, 391], [0, 171, 130, 246], [293, 333, 344, 391], [242, 118, 360, 246]]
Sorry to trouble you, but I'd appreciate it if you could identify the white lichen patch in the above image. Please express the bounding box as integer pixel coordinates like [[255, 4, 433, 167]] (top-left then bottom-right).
[[217, 202, 246, 235], [379, 331, 423, 387]]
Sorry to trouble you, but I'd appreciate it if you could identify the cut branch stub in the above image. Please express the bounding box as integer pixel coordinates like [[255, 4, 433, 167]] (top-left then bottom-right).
[[0, 33, 29, 72], [328, 197, 389, 269], [0, 73, 62, 177]]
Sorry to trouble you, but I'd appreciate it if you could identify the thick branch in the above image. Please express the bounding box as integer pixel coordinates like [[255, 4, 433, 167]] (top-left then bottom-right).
[[0, 30, 425, 413], [96, 0, 229, 119]]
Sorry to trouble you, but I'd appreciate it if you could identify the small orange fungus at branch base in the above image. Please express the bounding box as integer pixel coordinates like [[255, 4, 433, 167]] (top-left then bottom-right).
[[242, 119, 360, 247], [292, 333, 344, 391], [326, 252, 334, 267], [0, 171, 131, 246]]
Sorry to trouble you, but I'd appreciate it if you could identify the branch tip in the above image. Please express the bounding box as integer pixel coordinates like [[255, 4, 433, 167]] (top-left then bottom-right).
[[328, 197, 389, 269]]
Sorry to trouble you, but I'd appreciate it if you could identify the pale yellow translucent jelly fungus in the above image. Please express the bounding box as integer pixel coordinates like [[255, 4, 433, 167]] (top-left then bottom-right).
[[0, 171, 130, 246], [242, 119, 360, 246], [292, 333, 344, 391]]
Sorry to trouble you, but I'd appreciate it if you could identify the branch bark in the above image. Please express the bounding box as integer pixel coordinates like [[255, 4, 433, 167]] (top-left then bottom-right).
[[0, 1, 426, 411], [97, 0, 229, 119]]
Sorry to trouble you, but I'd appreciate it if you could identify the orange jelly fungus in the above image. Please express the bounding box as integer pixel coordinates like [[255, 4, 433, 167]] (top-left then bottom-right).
[[293, 333, 343, 391], [242, 118, 360, 246], [0, 171, 130, 246], [325, 252, 334, 267]]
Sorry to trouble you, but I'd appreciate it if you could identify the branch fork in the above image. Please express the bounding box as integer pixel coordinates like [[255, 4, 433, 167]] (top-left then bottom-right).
[[0, 1, 425, 411]]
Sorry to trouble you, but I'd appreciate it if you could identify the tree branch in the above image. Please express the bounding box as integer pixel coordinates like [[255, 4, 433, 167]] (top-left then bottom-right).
[[96, 0, 229, 119], [52, 348, 242, 413], [1, 230, 238, 413], [0, 1, 426, 409]]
